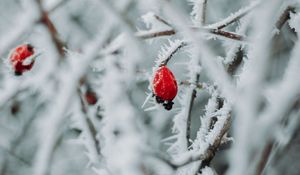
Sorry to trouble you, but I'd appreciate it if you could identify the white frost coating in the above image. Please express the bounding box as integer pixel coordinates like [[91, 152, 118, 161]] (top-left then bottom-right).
[[253, 31, 300, 145], [141, 12, 171, 30], [223, 15, 251, 65], [227, 1, 283, 175], [137, 12, 172, 43], [192, 90, 218, 150], [99, 53, 143, 175], [288, 12, 300, 33], [166, 44, 201, 158], [71, 100, 100, 166], [205, 0, 260, 29], [33, 27, 111, 175], [162, 1, 237, 104], [167, 87, 191, 154], [192, 95, 231, 153], [0, 0, 40, 56], [154, 39, 184, 69], [189, 0, 206, 26], [201, 166, 216, 175]]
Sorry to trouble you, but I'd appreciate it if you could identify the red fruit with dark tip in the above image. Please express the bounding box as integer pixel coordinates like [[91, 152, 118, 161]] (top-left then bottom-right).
[[9, 44, 35, 75], [152, 66, 177, 109]]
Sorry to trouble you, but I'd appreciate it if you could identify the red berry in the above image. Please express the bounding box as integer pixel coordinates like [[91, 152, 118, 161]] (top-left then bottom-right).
[[9, 44, 35, 75], [152, 66, 177, 110], [85, 91, 98, 105]]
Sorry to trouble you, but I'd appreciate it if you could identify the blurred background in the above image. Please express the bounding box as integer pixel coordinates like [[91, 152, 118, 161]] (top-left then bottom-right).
[[0, 0, 299, 175]]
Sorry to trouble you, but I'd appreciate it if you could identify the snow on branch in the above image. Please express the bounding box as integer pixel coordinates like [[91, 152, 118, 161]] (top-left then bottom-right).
[[205, 0, 261, 29], [33, 27, 112, 175], [189, 0, 208, 26]]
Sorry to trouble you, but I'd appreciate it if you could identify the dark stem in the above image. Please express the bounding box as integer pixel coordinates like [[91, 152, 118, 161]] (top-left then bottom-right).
[[226, 47, 244, 76], [256, 141, 273, 175], [186, 73, 200, 149], [209, 29, 245, 41], [275, 6, 296, 29], [137, 28, 245, 41], [36, 0, 66, 57], [137, 29, 176, 39], [154, 15, 173, 27], [77, 88, 101, 155]]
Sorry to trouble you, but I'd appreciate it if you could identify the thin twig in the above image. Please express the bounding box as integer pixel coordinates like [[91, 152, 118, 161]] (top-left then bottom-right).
[[186, 73, 200, 149], [136, 29, 176, 39], [205, 0, 260, 29], [209, 29, 244, 41], [186, 0, 207, 150], [35, 0, 66, 57], [256, 141, 273, 175], [77, 88, 101, 156], [159, 41, 187, 66], [136, 28, 245, 41], [154, 15, 173, 27]]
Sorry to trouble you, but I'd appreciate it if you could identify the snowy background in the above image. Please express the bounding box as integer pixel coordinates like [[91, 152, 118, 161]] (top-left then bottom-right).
[[0, 0, 300, 175]]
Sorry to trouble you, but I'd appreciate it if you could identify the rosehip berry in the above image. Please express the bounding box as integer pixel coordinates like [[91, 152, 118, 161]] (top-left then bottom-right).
[[85, 90, 98, 105], [152, 66, 178, 110], [9, 44, 35, 76]]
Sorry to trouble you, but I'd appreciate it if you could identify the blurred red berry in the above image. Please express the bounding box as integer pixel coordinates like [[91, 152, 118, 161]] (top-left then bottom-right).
[[9, 44, 35, 76], [85, 90, 98, 105], [152, 66, 177, 110]]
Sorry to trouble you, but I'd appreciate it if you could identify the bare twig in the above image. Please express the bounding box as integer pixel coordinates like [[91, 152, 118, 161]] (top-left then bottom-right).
[[256, 141, 273, 175], [136, 28, 245, 41], [154, 14, 173, 27], [136, 29, 176, 39], [186, 0, 206, 150], [209, 29, 244, 41], [35, 0, 66, 57]]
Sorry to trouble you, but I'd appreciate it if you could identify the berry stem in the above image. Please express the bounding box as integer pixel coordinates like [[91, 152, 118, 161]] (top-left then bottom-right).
[[159, 41, 187, 67]]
